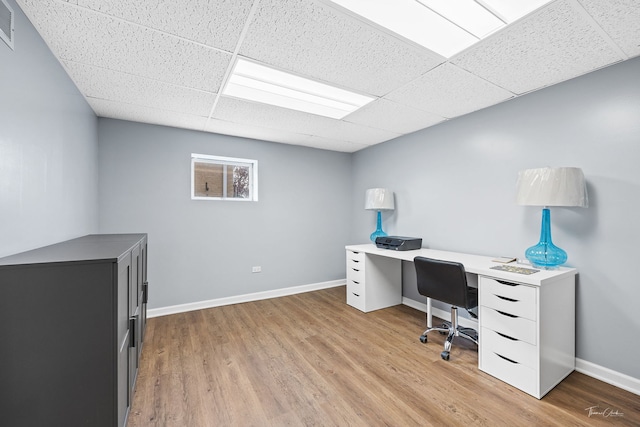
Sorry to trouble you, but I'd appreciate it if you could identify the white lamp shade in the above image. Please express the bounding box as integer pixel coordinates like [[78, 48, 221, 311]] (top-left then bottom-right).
[[365, 188, 395, 210], [516, 167, 588, 207]]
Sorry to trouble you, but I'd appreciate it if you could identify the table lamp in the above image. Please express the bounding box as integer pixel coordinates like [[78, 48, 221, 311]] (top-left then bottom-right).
[[365, 188, 395, 242], [516, 167, 588, 268]]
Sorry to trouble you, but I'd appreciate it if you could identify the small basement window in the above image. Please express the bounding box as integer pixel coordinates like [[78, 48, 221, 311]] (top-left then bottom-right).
[[191, 154, 258, 201]]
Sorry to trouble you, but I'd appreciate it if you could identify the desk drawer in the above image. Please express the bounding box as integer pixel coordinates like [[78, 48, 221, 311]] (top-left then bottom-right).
[[346, 280, 365, 311], [346, 279, 364, 297], [346, 266, 364, 284], [481, 277, 536, 320], [481, 328, 537, 369], [481, 345, 536, 397], [481, 306, 537, 345], [346, 250, 365, 262], [347, 257, 364, 271]]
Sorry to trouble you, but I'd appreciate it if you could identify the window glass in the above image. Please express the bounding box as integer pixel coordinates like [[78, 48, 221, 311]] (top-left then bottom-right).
[[191, 154, 258, 201]]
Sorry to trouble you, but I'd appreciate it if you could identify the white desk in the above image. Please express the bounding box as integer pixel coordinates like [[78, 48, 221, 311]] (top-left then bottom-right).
[[345, 244, 577, 399]]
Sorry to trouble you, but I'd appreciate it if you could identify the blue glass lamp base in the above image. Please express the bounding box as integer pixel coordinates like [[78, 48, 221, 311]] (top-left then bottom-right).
[[370, 210, 388, 243], [525, 208, 567, 268], [370, 228, 388, 243], [525, 243, 567, 268]]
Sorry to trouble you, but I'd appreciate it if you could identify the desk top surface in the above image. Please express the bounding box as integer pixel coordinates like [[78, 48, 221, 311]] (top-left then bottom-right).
[[346, 244, 577, 286]]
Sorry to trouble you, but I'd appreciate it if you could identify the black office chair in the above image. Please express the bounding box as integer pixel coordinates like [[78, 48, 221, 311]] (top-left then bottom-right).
[[414, 256, 478, 360]]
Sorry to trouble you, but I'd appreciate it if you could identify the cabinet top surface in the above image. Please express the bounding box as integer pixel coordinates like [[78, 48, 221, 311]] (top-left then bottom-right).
[[346, 244, 577, 286], [0, 234, 147, 267]]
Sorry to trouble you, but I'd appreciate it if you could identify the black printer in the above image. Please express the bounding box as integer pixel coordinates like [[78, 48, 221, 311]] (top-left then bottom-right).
[[375, 236, 422, 251]]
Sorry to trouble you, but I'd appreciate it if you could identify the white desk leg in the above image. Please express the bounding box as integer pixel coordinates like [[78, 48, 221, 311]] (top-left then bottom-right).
[[426, 297, 432, 328]]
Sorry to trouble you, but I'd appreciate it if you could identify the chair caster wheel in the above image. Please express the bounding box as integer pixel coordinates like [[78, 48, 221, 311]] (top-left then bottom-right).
[[419, 335, 428, 343], [441, 351, 450, 360]]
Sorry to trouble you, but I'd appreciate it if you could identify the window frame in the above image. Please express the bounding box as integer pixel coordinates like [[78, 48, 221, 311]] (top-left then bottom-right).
[[191, 153, 258, 202]]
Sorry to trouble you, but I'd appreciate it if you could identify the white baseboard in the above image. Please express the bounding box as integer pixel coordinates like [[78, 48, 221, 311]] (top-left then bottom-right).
[[576, 358, 640, 396], [147, 279, 345, 318], [402, 297, 640, 396]]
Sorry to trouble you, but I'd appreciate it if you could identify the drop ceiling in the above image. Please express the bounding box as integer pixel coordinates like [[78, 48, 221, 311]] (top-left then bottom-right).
[[16, 0, 640, 152]]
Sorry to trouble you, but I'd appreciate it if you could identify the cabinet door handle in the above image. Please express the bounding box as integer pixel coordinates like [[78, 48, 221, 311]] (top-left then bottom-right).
[[143, 282, 149, 303], [495, 294, 517, 302], [129, 317, 137, 348]]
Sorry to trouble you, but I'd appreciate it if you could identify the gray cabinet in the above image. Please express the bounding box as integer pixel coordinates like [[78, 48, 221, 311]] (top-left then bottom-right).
[[0, 234, 148, 427]]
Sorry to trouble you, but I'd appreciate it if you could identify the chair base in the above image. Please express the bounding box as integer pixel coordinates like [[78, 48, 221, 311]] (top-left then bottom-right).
[[419, 306, 478, 360]]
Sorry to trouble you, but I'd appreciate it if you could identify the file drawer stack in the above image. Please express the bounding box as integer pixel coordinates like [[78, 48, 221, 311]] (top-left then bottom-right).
[[345, 249, 401, 312], [478, 276, 575, 399], [346, 250, 366, 311]]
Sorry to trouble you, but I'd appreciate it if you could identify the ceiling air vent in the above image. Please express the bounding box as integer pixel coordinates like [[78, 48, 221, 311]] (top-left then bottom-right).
[[0, 0, 14, 50]]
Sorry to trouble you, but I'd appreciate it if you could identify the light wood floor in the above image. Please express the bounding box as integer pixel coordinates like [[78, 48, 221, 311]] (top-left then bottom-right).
[[128, 286, 639, 426]]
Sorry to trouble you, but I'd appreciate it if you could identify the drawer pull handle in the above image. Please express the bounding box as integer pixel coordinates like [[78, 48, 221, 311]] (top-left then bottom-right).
[[496, 353, 519, 364], [496, 280, 518, 286], [496, 295, 518, 302], [352, 280, 360, 285], [351, 268, 360, 272], [352, 292, 360, 297], [352, 259, 360, 263], [496, 310, 518, 318], [496, 332, 517, 341]]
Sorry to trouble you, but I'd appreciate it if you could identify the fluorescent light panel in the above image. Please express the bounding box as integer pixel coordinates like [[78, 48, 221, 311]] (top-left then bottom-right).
[[222, 58, 375, 119], [329, 0, 553, 57], [418, 0, 504, 38], [481, 0, 553, 22]]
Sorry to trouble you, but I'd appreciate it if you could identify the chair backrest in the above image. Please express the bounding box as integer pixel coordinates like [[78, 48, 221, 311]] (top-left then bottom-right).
[[414, 256, 469, 308]]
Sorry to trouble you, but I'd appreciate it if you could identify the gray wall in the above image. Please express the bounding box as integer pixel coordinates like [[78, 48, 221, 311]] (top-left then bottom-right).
[[97, 119, 352, 309], [0, 0, 98, 258], [351, 57, 640, 380]]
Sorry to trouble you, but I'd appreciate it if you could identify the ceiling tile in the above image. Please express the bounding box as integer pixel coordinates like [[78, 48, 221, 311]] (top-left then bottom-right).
[[213, 96, 401, 145], [344, 98, 446, 134], [578, 0, 640, 58], [213, 96, 329, 135], [239, 0, 443, 97], [205, 119, 367, 152], [299, 136, 370, 153], [71, 0, 254, 52], [18, 0, 232, 92], [63, 61, 216, 117], [451, 0, 625, 95], [319, 122, 400, 145], [204, 118, 314, 146], [384, 63, 514, 118], [88, 98, 208, 131]]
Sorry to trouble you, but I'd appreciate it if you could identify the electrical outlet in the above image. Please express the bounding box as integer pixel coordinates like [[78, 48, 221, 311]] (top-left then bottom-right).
[[252, 266, 261, 273]]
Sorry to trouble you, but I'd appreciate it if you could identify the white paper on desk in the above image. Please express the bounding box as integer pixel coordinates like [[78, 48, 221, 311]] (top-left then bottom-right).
[[491, 256, 516, 263]]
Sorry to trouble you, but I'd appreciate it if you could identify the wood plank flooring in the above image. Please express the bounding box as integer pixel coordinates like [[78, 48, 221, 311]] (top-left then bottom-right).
[[128, 286, 639, 426]]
